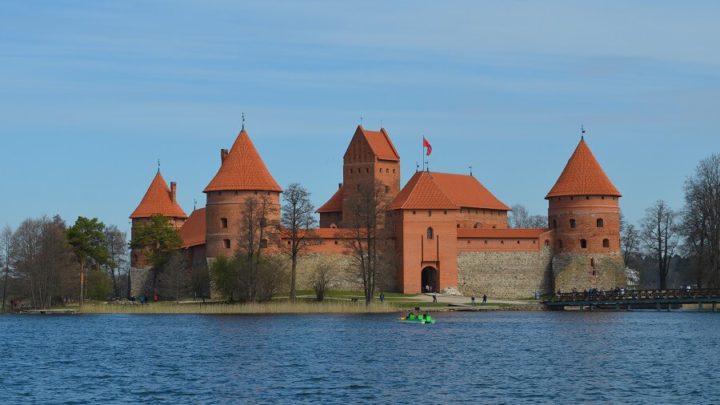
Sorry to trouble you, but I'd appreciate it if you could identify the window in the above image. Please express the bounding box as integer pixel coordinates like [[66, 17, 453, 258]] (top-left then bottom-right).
[[473, 223, 480, 229], [221, 218, 228, 228], [428, 210, 432, 217], [334, 240, 338, 245], [223, 239, 231, 249], [603, 239, 610, 248], [552, 219, 557, 229], [597, 218, 604, 228], [385, 168, 389, 173], [427, 227, 434, 240], [580, 239, 587, 249], [444, 210, 447, 215], [544, 240, 550, 247], [570, 219, 576, 228], [366, 168, 369, 173], [412, 210, 416, 215], [557, 240, 563, 249], [385, 185, 390, 193], [517, 240, 520, 244]]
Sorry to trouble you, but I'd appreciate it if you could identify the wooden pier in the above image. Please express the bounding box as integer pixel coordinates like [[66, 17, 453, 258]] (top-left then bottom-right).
[[544, 288, 720, 311]]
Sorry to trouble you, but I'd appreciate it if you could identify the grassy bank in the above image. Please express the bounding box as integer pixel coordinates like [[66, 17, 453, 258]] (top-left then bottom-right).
[[78, 300, 400, 315]]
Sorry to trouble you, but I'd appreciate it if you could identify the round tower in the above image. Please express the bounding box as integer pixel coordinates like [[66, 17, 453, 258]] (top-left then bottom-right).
[[129, 170, 187, 268], [204, 128, 283, 259], [546, 137, 625, 291]]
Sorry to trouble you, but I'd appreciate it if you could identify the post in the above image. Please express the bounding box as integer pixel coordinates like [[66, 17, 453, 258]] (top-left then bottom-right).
[[713, 302, 717, 312]]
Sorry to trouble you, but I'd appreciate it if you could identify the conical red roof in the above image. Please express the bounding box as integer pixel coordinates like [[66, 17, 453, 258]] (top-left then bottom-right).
[[204, 129, 282, 193], [317, 186, 344, 213], [130, 171, 187, 219], [546, 138, 621, 199]]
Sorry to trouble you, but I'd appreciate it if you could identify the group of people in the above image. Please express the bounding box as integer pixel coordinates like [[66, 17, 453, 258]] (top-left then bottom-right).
[[404, 307, 433, 322], [470, 295, 488, 305]]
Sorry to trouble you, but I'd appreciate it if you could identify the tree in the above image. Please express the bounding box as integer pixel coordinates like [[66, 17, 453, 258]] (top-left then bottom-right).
[[641, 201, 679, 290], [67, 217, 109, 306], [345, 179, 393, 305], [682, 154, 720, 287], [1, 225, 13, 312], [104, 225, 127, 298], [621, 223, 640, 268], [312, 262, 333, 301], [130, 215, 182, 300], [209, 255, 238, 301], [508, 204, 547, 229], [281, 183, 317, 300]]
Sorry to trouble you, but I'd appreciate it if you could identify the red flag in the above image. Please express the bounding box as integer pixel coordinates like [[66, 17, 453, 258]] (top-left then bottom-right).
[[423, 137, 432, 156]]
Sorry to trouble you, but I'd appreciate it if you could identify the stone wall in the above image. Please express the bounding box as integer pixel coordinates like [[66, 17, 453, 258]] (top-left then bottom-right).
[[552, 252, 626, 292], [457, 247, 553, 299], [129, 266, 151, 298], [294, 253, 362, 291]]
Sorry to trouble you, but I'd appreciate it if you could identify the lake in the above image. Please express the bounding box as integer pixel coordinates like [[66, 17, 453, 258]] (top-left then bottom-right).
[[1, 311, 718, 404]]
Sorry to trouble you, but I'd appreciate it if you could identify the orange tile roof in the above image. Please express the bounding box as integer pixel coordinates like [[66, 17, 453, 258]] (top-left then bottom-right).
[[388, 171, 458, 210], [358, 126, 400, 161], [204, 129, 283, 193], [457, 228, 547, 239], [179, 208, 206, 248], [389, 171, 510, 211], [431, 172, 510, 210], [547, 138, 621, 199], [317, 186, 343, 213], [130, 171, 187, 219]]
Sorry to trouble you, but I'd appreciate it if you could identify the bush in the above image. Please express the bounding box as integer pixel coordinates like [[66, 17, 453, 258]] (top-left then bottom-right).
[[312, 263, 333, 301]]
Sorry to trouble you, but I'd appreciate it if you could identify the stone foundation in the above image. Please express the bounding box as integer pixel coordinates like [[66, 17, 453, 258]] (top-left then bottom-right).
[[552, 252, 626, 292], [457, 248, 553, 299]]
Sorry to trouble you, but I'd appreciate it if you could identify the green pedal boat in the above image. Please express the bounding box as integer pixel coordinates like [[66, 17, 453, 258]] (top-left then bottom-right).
[[400, 314, 436, 324]]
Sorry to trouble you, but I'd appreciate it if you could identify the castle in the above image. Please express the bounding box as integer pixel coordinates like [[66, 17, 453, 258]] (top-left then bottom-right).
[[130, 125, 627, 299]]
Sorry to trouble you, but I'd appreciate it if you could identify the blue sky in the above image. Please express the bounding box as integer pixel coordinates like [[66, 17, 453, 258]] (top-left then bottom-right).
[[1, 1, 719, 233]]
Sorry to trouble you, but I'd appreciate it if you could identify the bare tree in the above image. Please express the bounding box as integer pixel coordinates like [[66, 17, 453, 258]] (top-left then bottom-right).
[[509, 204, 547, 228], [104, 225, 127, 298], [682, 154, 720, 287], [312, 262, 333, 301], [1, 225, 13, 312], [281, 183, 317, 300], [345, 179, 393, 304], [621, 223, 640, 268], [641, 200, 679, 290]]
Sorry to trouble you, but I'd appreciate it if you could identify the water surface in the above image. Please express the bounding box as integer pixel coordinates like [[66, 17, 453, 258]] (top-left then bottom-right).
[[1, 311, 718, 404]]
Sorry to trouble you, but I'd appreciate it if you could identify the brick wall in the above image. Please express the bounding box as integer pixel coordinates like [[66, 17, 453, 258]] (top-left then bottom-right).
[[457, 247, 553, 299]]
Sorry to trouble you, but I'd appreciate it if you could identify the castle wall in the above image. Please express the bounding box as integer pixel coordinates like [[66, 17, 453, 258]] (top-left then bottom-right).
[[456, 208, 508, 229], [552, 252, 626, 292], [457, 247, 553, 299], [319, 212, 342, 228]]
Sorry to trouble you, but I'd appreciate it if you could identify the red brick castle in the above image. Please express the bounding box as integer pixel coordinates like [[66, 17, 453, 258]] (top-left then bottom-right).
[[130, 126, 626, 298]]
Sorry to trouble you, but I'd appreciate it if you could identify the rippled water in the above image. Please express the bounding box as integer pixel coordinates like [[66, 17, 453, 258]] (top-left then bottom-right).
[[1, 311, 719, 404]]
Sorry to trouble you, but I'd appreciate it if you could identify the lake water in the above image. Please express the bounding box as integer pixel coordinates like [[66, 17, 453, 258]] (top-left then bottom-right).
[[1, 311, 719, 404]]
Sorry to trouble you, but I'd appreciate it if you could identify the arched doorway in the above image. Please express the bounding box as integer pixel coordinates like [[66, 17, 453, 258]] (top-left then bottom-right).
[[421, 267, 439, 293]]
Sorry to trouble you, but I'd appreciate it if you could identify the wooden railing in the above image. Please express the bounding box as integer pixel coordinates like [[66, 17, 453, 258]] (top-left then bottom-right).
[[546, 288, 720, 303]]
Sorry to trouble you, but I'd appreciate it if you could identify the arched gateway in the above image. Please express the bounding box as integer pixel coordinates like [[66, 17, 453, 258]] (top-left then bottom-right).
[[421, 266, 439, 293]]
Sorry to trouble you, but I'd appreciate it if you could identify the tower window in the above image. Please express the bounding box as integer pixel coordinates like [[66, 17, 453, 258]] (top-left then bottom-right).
[[427, 227, 434, 240], [223, 239, 231, 249], [428, 211, 432, 217], [580, 239, 588, 249], [552, 219, 557, 229], [221, 218, 228, 228], [385, 185, 390, 193], [570, 219, 577, 228], [603, 239, 610, 248], [597, 218, 604, 228], [473, 223, 480, 229]]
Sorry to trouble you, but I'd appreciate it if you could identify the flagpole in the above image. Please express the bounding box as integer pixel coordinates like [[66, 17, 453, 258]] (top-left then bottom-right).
[[421, 136, 424, 171]]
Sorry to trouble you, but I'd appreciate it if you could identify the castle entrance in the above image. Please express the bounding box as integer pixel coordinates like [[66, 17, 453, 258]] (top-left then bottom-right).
[[421, 266, 439, 293]]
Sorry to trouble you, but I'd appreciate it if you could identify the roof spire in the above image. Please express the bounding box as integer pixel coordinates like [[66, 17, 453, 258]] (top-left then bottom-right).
[[193, 198, 197, 211], [157, 159, 161, 173], [359, 114, 363, 126], [581, 124, 586, 140], [241, 112, 245, 131], [469, 165, 473, 176]]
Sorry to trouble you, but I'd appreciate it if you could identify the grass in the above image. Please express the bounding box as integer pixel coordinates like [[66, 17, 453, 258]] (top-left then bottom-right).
[[78, 300, 400, 315]]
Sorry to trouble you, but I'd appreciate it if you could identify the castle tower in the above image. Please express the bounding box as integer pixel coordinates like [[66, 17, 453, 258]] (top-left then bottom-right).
[[318, 126, 400, 228], [204, 128, 283, 259], [129, 170, 187, 268], [546, 137, 625, 291]]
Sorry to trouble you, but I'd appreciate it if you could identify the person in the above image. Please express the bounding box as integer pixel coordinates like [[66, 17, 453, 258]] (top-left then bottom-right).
[[432, 294, 437, 303], [425, 284, 430, 293], [471, 296, 476, 305], [379, 292, 385, 303], [482, 294, 487, 304]]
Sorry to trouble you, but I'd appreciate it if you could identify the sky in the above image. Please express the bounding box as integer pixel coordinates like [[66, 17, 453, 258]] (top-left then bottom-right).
[[1, 0, 719, 234]]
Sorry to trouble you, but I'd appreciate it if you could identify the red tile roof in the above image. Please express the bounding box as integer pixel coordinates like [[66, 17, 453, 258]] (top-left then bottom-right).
[[389, 171, 510, 211], [357, 126, 400, 161], [317, 186, 344, 213], [179, 208, 206, 248], [388, 171, 457, 210], [130, 171, 187, 219], [458, 228, 547, 239], [546, 138, 621, 198], [431, 172, 510, 210], [204, 129, 283, 193]]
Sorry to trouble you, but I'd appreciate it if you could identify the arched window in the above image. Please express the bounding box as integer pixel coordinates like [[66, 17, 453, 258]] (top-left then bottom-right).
[[427, 227, 434, 240], [544, 240, 550, 247], [597, 218, 604, 228], [570, 219, 577, 228], [552, 219, 557, 229], [473, 222, 480, 229], [580, 239, 588, 249], [603, 239, 610, 248]]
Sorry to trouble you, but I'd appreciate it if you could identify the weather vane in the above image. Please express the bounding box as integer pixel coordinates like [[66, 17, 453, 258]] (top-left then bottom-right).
[[242, 112, 246, 131], [469, 165, 473, 176], [157, 159, 161, 172], [581, 124, 586, 139]]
